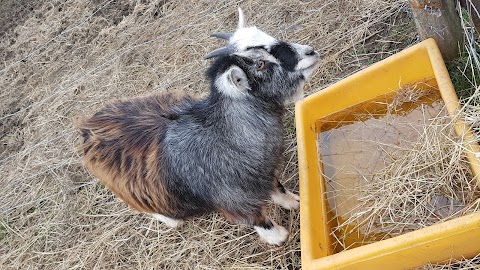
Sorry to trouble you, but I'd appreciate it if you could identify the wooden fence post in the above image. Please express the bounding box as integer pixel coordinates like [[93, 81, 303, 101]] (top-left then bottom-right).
[[408, 0, 463, 61]]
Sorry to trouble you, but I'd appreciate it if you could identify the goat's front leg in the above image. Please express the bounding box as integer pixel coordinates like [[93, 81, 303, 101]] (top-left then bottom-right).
[[221, 208, 288, 245], [271, 164, 300, 210], [271, 180, 300, 210]]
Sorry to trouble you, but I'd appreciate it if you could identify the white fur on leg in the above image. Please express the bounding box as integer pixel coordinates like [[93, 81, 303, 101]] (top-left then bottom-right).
[[254, 221, 288, 245], [271, 189, 300, 210], [152, 213, 184, 228]]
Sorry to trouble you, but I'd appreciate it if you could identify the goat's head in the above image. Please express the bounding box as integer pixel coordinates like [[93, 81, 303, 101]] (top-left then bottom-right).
[[205, 8, 320, 104]]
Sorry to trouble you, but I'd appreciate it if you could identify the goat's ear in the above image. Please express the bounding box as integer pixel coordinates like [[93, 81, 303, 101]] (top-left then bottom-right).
[[237, 8, 246, 29], [228, 66, 250, 92]]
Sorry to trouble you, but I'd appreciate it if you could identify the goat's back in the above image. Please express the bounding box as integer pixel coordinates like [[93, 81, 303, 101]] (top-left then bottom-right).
[[76, 92, 191, 215]]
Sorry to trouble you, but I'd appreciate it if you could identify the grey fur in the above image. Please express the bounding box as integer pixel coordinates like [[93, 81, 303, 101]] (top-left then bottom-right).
[[165, 98, 283, 216]]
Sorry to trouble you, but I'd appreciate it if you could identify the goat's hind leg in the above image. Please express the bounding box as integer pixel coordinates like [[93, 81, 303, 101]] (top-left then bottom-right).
[[271, 180, 299, 210], [152, 213, 184, 228], [222, 209, 288, 245]]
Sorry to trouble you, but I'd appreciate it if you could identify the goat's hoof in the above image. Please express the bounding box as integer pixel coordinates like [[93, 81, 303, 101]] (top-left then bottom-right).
[[255, 222, 289, 245], [152, 213, 184, 228], [272, 190, 300, 210]]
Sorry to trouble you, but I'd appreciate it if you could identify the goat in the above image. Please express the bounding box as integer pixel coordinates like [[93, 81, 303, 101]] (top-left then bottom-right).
[[76, 8, 320, 245]]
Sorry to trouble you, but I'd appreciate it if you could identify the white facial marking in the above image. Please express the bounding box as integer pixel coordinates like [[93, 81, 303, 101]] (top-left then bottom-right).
[[271, 189, 300, 210], [289, 43, 320, 78], [296, 56, 319, 72], [214, 67, 247, 99], [230, 27, 278, 51], [152, 213, 184, 228], [254, 220, 289, 245]]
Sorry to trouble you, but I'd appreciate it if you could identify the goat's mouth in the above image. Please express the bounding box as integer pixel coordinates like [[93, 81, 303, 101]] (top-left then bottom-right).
[[304, 57, 320, 70], [303, 62, 318, 71], [300, 58, 320, 79]]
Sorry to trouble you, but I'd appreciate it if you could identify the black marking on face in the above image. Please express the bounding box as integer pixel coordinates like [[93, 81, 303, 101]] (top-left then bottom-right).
[[246, 45, 267, 51], [206, 56, 238, 82], [269, 42, 298, 71]]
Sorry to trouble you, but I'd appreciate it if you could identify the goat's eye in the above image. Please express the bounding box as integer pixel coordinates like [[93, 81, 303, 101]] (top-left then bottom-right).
[[256, 60, 266, 71]]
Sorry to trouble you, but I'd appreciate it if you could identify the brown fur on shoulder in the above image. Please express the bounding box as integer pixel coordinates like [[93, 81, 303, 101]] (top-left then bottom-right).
[[75, 92, 191, 216]]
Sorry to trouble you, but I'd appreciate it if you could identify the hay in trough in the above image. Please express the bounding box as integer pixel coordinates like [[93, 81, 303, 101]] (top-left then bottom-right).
[[328, 102, 479, 249]]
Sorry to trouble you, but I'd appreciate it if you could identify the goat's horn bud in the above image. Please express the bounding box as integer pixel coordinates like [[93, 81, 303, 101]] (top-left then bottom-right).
[[204, 46, 234, 60], [210, 32, 233, 40], [237, 8, 246, 29]]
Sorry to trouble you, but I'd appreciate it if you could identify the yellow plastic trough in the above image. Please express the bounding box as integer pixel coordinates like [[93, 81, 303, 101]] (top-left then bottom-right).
[[295, 39, 480, 270]]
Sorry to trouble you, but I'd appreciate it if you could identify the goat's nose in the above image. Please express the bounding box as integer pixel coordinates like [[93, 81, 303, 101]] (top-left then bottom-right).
[[305, 46, 316, 56]]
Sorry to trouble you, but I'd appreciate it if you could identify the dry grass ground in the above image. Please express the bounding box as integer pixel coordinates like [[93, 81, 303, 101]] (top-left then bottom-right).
[[0, 0, 477, 269]]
